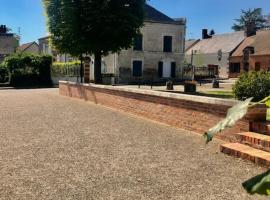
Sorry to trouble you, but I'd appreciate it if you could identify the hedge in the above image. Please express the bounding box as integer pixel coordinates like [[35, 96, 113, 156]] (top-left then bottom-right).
[[2, 53, 53, 87], [0, 63, 9, 83]]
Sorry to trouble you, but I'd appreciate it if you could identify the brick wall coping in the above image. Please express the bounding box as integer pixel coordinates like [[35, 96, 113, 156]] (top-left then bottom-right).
[[59, 81, 238, 107]]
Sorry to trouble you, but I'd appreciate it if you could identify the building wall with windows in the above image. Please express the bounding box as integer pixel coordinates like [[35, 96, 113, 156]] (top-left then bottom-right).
[[229, 55, 270, 78], [0, 34, 18, 62], [229, 30, 270, 78], [185, 31, 245, 79], [98, 21, 185, 84], [38, 36, 73, 63]]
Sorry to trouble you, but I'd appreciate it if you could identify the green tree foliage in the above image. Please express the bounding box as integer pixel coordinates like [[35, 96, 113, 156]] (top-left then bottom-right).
[[2, 53, 53, 87], [43, 0, 146, 83], [209, 29, 215, 36], [0, 63, 9, 83], [233, 72, 270, 102], [232, 8, 266, 31]]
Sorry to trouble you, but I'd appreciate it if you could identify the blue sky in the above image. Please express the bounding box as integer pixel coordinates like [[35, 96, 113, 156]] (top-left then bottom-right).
[[1, 0, 270, 44]]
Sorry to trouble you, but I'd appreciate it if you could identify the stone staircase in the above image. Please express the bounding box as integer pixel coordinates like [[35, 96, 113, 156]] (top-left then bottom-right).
[[220, 122, 270, 167]]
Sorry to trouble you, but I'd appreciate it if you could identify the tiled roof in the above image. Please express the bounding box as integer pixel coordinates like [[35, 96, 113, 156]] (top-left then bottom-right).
[[231, 36, 255, 57], [18, 42, 38, 52], [145, 4, 182, 24], [185, 39, 200, 52], [186, 31, 245, 55], [232, 30, 270, 57]]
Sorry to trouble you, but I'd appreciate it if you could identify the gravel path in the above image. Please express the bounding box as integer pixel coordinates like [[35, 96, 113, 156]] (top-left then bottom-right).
[[0, 88, 268, 200]]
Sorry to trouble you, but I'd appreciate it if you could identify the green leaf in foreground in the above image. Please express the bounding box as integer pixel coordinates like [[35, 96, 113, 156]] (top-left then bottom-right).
[[267, 108, 270, 122], [242, 169, 270, 196], [266, 100, 270, 108], [204, 97, 253, 144], [259, 96, 270, 107]]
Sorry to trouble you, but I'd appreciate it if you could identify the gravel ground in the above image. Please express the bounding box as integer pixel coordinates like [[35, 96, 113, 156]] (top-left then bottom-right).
[[0, 88, 268, 200]]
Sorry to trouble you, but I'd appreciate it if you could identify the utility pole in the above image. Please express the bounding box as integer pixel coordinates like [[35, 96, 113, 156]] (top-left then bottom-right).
[[190, 50, 195, 81]]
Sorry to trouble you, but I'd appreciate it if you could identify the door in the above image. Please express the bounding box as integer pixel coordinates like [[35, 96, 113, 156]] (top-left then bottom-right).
[[162, 61, 171, 78]]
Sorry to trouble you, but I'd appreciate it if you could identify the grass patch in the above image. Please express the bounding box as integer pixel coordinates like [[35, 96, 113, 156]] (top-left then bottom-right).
[[202, 91, 234, 99], [161, 90, 235, 99]]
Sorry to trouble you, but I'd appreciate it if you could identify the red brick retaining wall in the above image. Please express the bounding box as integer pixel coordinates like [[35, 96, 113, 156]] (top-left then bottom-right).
[[59, 81, 250, 142]]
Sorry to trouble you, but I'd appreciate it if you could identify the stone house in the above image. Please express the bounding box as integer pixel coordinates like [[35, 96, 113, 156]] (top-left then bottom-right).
[[17, 42, 39, 54], [229, 30, 270, 77], [88, 4, 186, 84], [0, 25, 18, 62], [38, 36, 72, 62], [185, 29, 245, 79]]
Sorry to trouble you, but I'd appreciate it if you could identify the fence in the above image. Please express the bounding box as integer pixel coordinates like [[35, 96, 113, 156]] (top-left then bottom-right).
[[51, 62, 82, 84]]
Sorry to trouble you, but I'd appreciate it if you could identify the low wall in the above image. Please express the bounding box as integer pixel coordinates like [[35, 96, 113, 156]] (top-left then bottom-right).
[[59, 81, 250, 142]]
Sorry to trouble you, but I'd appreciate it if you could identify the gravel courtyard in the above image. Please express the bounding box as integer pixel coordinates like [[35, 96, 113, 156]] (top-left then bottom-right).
[[0, 88, 268, 200]]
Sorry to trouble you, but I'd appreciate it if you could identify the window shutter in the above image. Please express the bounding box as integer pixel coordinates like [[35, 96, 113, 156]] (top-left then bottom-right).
[[133, 61, 142, 77], [158, 62, 163, 78], [171, 62, 176, 78], [163, 36, 172, 52], [133, 34, 143, 51]]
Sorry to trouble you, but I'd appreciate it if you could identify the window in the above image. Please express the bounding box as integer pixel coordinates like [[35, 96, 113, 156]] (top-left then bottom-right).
[[132, 61, 142, 77], [255, 62, 261, 71], [158, 61, 163, 78], [171, 62, 176, 78], [163, 36, 172, 52], [133, 34, 143, 51], [229, 63, 240, 73]]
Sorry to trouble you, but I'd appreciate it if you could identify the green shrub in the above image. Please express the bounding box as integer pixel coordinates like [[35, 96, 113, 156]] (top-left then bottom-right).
[[2, 53, 53, 87], [0, 63, 9, 83], [233, 72, 270, 101]]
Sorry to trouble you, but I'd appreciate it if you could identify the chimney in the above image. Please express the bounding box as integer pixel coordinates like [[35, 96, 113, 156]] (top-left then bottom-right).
[[245, 21, 256, 37], [202, 29, 212, 39], [0, 25, 7, 34]]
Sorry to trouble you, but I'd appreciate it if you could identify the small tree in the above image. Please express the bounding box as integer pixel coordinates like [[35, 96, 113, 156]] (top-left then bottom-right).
[[43, 0, 146, 84], [232, 8, 266, 32], [209, 29, 215, 36]]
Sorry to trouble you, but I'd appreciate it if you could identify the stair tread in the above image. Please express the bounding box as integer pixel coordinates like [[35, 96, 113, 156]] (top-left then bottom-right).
[[235, 132, 270, 141], [221, 143, 270, 159]]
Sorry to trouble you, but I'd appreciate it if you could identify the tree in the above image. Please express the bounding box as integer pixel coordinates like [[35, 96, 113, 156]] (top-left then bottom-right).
[[209, 29, 215, 36], [264, 14, 270, 29], [232, 8, 266, 32], [43, 0, 146, 84]]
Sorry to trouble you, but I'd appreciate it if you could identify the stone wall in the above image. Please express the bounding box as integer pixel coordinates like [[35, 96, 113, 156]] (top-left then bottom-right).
[[59, 81, 251, 142]]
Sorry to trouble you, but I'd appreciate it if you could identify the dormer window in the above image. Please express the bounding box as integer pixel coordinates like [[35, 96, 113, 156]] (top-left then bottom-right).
[[243, 46, 255, 62]]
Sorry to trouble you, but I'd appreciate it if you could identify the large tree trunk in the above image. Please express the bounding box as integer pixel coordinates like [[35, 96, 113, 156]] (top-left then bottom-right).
[[94, 51, 102, 84]]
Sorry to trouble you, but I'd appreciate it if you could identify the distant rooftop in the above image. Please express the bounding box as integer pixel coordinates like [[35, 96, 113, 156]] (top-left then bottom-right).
[[232, 30, 270, 57], [185, 39, 200, 52], [18, 42, 38, 52], [186, 31, 245, 55]]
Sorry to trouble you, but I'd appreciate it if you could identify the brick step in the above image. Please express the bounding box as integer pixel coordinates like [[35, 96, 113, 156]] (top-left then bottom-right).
[[250, 122, 270, 135], [235, 132, 270, 152], [220, 143, 270, 167]]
